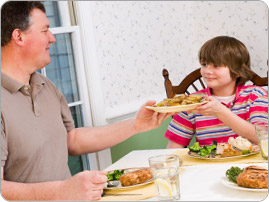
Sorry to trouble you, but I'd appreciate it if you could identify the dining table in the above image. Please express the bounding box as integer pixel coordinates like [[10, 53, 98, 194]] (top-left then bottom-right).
[[101, 148, 268, 201]]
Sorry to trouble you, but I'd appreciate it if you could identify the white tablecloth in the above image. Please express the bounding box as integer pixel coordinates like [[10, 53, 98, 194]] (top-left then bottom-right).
[[105, 149, 268, 201]]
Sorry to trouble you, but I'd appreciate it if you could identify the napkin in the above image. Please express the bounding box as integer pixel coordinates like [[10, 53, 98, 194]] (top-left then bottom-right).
[[174, 148, 267, 166], [100, 167, 186, 201]]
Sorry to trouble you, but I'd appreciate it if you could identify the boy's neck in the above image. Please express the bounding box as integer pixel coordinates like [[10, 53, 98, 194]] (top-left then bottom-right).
[[211, 85, 237, 97]]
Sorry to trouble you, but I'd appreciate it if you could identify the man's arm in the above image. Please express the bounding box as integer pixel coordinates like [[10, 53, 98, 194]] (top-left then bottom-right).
[[67, 101, 173, 155], [1, 167, 107, 201]]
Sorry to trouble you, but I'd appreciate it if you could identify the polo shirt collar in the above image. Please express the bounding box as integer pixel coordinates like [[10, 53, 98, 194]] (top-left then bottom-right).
[[30, 72, 45, 86], [1, 72, 45, 93]]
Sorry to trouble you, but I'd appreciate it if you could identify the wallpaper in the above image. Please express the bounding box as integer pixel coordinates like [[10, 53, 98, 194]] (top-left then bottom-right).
[[89, 1, 268, 118]]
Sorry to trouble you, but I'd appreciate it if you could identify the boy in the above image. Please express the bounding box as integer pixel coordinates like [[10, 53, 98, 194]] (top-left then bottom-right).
[[165, 36, 268, 148]]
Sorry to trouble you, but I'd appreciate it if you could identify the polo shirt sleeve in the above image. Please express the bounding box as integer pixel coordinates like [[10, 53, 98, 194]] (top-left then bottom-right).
[[164, 111, 195, 146], [59, 94, 75, 132], [1, 114, 8, 167], [249, 87, 268, 124]]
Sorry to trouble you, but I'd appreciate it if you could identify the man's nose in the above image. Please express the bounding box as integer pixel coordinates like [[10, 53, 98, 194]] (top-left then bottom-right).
[[48, 30, 56, 43]]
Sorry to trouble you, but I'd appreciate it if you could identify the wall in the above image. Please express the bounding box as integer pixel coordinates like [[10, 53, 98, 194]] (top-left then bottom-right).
[[89, 1, 268, 121], [78, 1, 268, 166]]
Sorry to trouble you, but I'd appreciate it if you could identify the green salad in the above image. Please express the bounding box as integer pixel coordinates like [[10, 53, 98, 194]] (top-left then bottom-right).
[[225, 166, 243, 183], [107, 169, 124, 181], [188, 142, 217, 157]]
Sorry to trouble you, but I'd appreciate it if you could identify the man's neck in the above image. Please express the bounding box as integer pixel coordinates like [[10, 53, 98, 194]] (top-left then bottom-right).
[[1, 48, 32, 85], [1, 67, 31, 86]]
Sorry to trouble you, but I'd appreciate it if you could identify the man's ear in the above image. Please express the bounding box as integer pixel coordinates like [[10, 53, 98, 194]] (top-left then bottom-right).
[[11, 29, 24, 46]]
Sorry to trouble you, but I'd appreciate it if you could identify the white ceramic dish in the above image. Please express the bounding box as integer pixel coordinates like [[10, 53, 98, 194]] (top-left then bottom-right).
[[220, 176, 268, 192], [187, 149, 260, 160], [105, 167, 153, 190]]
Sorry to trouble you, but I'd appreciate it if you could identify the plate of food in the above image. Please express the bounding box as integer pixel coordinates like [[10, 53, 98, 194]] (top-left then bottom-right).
[[188, 137, 260, 160], [221, 165, 268, 192], [145, 94, 208, 113], [105, 167, 153, 190]]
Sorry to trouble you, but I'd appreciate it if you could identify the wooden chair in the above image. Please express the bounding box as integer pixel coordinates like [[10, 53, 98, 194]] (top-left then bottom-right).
[[162, 68, 268, 98]]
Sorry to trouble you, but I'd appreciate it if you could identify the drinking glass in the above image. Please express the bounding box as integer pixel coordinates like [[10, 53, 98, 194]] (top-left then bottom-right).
[[254, 122, 268, 160], [148, 154, 180, 201]]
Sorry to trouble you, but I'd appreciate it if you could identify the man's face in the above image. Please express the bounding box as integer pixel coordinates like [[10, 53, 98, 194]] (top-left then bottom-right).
[[22, 9, 56, 71]]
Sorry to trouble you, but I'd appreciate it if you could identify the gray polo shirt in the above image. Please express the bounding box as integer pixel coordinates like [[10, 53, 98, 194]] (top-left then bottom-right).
[[1, 72, 75, 183]]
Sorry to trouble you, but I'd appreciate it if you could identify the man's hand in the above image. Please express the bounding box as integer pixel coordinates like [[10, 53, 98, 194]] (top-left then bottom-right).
[[59, 170, 107, 201], [133, 100, 174, 133]]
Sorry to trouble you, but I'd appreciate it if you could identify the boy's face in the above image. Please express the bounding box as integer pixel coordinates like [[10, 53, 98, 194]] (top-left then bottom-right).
[[200, 63, 237, 95]]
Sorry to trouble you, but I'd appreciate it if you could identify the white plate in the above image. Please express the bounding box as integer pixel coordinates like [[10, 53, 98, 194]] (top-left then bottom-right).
[[220, 176, 268, 192], [105, 167, 153, 190], [188, 149, 260, 160], [145, 101, 208, 113]]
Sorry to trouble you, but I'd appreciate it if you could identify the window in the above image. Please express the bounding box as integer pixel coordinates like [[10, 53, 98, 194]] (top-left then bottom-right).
[[41, 1, 92, 175]]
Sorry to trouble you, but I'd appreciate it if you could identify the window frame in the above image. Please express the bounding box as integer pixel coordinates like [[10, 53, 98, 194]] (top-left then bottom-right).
[[46, 2, 99, 171]]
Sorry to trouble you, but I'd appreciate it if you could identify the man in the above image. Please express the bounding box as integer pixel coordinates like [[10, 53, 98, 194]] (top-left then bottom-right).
[[1, 2, 172, 200]]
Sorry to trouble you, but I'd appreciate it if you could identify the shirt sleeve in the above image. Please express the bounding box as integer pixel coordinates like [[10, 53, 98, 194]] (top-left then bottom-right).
[[164, 111, 195, 146], [60, 94, 75, 132], [249, 86, 268, 124], [1, 114, 8, 167]]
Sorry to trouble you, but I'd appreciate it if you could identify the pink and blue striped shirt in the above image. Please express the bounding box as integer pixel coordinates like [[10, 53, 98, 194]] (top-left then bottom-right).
[[164, 85, 268, 146]]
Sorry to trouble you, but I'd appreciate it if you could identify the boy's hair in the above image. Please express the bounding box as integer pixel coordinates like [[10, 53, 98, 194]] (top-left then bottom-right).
[[1, 1, 46, 47], [198, 36, 253, 85]]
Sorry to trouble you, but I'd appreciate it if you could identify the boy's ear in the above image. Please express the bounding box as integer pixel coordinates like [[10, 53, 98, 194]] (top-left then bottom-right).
[[11, 29, 24, 46]]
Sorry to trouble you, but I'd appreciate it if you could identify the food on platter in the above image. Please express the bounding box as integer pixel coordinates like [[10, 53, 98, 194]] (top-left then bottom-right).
[[228, 136, 252, 151], [217, 137, 259, 158], [107, 169, 125, 181], [105, 167, 153, 189], [226, 166, 268, 189], [237, 166, 268, 189], [225, 166, 243, 183], [188, 137, 260, 159], [145, 94, 207, 113], [153, 94, 205, 107], [188, 142, 217, 157], [119, 168, 153, 186]]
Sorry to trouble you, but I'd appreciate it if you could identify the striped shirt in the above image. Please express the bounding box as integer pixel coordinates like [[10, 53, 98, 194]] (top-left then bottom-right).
[[164, 85, 268, 146]]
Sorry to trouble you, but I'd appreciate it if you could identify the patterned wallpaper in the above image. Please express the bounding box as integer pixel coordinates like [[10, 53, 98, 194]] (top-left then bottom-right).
[[89, 1, 268, 118]]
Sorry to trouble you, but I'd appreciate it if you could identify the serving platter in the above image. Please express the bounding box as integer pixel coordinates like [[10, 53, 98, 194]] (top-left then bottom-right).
[[187, 149, 260, 160], [145, 101, 208, 113], [105, 167, 153, 190], [220, 176, 268, 192]]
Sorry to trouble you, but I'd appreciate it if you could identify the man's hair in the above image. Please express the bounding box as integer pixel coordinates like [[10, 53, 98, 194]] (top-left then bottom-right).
[[198, 36, 253, 85], [1, 1, 46, 47]]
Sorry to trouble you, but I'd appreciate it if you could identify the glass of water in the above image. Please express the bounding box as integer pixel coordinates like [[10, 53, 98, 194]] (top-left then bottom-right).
[[148, 154, 180, 201], [254, 122, 268, 160]]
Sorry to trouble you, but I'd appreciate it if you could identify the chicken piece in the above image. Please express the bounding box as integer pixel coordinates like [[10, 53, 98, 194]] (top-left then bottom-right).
[[216, 143, 229, 155], [236, 166, 268, 189], [119, 168, 153, 186], [228, 136, 252, 150]]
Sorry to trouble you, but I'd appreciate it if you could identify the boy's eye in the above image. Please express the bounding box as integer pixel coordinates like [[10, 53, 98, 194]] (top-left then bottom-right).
[[201, 63, 207, 67]]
